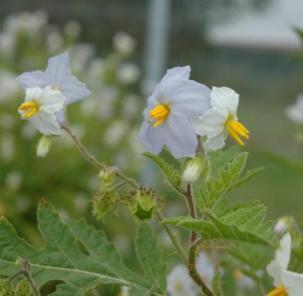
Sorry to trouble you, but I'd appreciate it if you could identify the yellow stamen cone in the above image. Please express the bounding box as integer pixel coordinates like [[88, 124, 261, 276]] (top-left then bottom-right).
[[18, 101, 40, 119], [267, 286, 287, 296], [226, 119, 250, 146], [149, 104, 170, 127]]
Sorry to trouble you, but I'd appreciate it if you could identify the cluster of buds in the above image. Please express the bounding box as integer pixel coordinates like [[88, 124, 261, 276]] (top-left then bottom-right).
[[128, 187, 159, 220]]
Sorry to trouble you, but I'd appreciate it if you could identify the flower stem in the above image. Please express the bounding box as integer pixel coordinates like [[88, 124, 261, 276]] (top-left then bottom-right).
[[156, 211, 187, 264], [61, 124, 139, 189], [185, 184, 214, 296]]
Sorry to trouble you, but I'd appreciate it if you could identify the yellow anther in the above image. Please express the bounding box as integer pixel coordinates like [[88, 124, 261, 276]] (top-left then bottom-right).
[[18, 100, 40, 119], [226, 119, 250, 146], [267, 286, 287, 296], [149, 104, 170, 127]]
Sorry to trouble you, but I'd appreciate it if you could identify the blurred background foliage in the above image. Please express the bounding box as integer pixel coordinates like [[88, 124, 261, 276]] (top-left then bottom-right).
[[0, 1, 303, 295]]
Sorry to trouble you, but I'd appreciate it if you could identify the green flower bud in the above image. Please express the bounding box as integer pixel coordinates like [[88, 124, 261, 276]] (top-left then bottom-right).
[[15, 279, 32, 296], [98, 168, 116, 190], [92, 191, 117, 220], [182, 156, 204, 184], [129, 188, 157, 220], [36, 136, 52, 158]]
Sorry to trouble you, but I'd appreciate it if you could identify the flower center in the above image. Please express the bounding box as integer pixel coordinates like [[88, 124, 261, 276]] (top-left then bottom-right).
[[149, 104, 170, 127], [18, 100, 40, 119], [225, 117, 250, 146], [267, 286, 287, 296]]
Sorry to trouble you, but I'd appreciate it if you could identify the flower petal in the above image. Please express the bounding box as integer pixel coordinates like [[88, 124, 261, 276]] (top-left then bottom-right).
[[166, 114, 198, 158], [211, 86, 239, 117], [139, 121, 165, 155], [267, 233, 291, 287], [39, 87, 66, 113], [282, 271, 303, 296], [193, 109, 226, 137], [17, 71, 46, 89], [30, 113, 61, 135], [204, 133, 226, 152]]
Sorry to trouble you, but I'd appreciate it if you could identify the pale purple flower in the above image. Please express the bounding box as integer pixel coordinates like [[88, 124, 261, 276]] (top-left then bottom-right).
[[140, 66, 210, 159], [17, 52, 91, 122]]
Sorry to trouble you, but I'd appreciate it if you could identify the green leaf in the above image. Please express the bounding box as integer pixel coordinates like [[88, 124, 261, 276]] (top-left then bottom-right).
[[0, 203, 162, 296], [163, 201, 276, 246], [196, 152, 248, 211], [135, 223, 166, 293], [143, 152, 183, 193]]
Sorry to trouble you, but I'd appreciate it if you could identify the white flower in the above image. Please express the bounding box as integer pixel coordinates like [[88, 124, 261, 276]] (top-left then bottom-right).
[[286, 94, 303, 125], [18, 86, 65, 135], [167, 265, 199, 296], [182, 156, 204, 184], [274, 216, 295, 235], [17, 52, 91, 122], [117, 63, 140, 85], [0, 71, 20, 103], [140, 66, 210, 159], [196, 252, 215, 287], [46, 31, 64, 53], [113, 32, 136, 56], [194, 87, 249, 151], [267, 233, 303, 296]]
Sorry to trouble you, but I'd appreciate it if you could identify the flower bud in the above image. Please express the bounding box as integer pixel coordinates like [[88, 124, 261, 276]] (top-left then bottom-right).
[[98, 168, 116, 190], [36, 136, 52, 158], [92, 191, 117, 220], [182, 156, 204, 184], [129, 187, 157, 220]]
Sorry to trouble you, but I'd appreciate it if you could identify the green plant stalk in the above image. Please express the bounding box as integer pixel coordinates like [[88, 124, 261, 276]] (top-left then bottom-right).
[[185, 184, 214, 296], [61, 124, 187, 264]]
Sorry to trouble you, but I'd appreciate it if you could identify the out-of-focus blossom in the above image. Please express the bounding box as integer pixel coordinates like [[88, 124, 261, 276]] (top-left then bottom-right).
[[286, 94, 303, 125], [104, 120, 129, 146], [5, 171, 23, 191], [167, 265, 199, 296], [196, 252, 215, 288], [117, 63, 140, 85], [113, 32, 136, 56], [0, 114, 15, 130], [70, 44, 95, 73], [194, 87, 249, 151], [140, 66, 210, 159], [267, 233, 303, 296], [46, 31, 64, 53], [1, 133, 15, 161], [0, 32, 15, 57], [119, 286, 129, 296], [0, 71, 20, 103], [64, 21, 81, 39], [274, 216, 296, 235], [122, 94, 141, 119], [96, 87, 118, 120], [18, 87, 65, 135], [233, 269, 255, 290], [21, 122, 37, 139], [17, 52, 91, 122]]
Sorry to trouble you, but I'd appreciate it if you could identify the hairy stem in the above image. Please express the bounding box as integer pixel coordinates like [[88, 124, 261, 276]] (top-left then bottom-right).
[[185, 184, 214, 296], [157, 211, 187, 264], [61, 124, 139, 189]]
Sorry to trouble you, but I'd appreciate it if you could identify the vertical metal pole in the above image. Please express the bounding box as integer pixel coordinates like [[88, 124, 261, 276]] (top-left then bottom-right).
[[143, 0, 171, 95]]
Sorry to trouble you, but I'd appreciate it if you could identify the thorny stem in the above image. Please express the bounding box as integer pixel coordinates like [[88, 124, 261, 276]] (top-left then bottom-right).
[[9, 259, 40, 296], [156, 211, 187, 264], [61, 124, 187, 264], [185, 184, 214, 296]]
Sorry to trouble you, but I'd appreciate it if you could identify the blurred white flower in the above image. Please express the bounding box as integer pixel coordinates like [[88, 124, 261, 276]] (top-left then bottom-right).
[[87, 58, 106, 86], [21, 122, 37, 139], [64, 21, 81, 38], [104, 120, 129, 146], [0, 114, 15, 130], [274, 216, 295, 235], [113, 32, 136, 56], [267, 233, 303, 296], [46, 31, 64, 53], [1, 133, 15, 161], [286, 95, 303, 125], [122, 94, 141, 119], [70, 44, 95, 73], [196, 252, 215, 288], [117, 63, 140, 85], [167, 265, 199, 296], [119, 286, 129, 296], [6, 171, 23, 191], [194, 87, 249, 151], [233, 269, 255, 290], [0, 71, 20, 103], [0, 32, 16, 57], [97, 87, 118, 120], [18, 86, 66, 135], [128, 127, 144, 155]]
